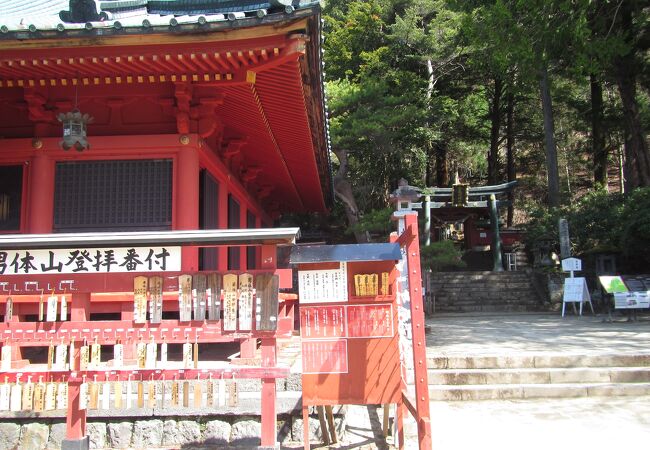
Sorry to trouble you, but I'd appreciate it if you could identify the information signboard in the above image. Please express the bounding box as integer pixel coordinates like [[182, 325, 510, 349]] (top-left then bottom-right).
[[562, 276, 593, 316], [291, 213, 432, 450], [598, 276, 628, 294], [299, 304, 394, 341], [298, 263, 348, 303], [0, 247, 180, 275], [563, 277, 588, 302], [301, 340, 348, 374], [561, 257, 582, 273], [347, 304, 393, 338], [300, 305, 346, 339]]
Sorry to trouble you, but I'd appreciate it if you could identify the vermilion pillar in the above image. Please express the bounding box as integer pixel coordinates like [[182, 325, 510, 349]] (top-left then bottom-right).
[[27, 150, 54, 233], [176, 146, 200, 271], [217, 180, 229, 270], [239, 204, 247, 270], [64, 293, 91, 449], [260, 246, 277, 448]]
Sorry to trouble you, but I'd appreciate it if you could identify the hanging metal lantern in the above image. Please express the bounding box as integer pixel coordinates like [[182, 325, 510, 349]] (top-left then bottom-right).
[[57, 109, 93, 151]]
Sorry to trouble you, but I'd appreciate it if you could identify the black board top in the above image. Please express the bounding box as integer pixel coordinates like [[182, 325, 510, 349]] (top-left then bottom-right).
[[289, 243, 401, 264]]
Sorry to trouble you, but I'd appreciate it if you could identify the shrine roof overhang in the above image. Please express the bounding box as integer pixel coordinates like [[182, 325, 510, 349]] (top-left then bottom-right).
[[0, 2, 332, 215], [0, 1, 321, 37]]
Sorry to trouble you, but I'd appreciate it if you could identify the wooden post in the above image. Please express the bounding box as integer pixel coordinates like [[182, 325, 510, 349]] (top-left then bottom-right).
[[8, 304, 23, 363], [302, 404, 310, 450], [65, 356, 86, 442], [403, 213, 432, 449], [260, 338, 277, 448], [176, 146, 200, 271], [260, 244, 277, 448], [70, 293, 91, 322], [397, 401, 405, 450], [64, 293, 90, 450], [316, 406, 330, 445], [489, 194, 504, 272], [424, 195, 431, 246], [120, 302, 135, 361], [325, 405, 338, 443], [239, 204, 247, 270], [217, 182, 229, 270], [27, 150, 54, 233], [382, 403, 390, 437], [239, 338, 256, 359]]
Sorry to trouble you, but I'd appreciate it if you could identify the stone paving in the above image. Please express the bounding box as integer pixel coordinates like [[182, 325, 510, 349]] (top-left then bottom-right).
[[426, 312, 650, 355], [428, 395, 650, 450], [283, 395, 650, 449]]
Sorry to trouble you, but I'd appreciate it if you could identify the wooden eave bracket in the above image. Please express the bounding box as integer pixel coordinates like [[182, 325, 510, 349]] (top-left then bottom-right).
[[173, 83, 224, 137], [258, 185, 273, 199], [223, 138, 248, 159], [244, 35, 307, 80], [23, 89, 56, 123]]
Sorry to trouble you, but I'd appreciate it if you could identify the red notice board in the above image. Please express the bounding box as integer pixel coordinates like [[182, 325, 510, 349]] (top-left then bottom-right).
[[302, 339, 348, 374], [298, 260, 401, 406], [300, 305, 346, 339], [347, 304, 393, 338]]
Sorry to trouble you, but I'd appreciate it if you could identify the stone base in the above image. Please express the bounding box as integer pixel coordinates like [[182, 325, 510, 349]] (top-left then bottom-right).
[[0, 414, 345, 449], [61, 435, 89, 450]]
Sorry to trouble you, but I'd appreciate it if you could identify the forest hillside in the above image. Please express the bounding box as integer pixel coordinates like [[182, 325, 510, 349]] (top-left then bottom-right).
[[286, 0, 649, 271]]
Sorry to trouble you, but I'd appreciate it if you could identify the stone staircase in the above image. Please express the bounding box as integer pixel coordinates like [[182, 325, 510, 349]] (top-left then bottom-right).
[[429, 271, 545, 313], [427, 353, 650, 401]]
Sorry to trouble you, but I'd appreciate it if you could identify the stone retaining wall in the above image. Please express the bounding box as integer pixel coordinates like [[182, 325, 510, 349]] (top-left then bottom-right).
[[430, 271, 547, 313], [0, 413, 345, 450]]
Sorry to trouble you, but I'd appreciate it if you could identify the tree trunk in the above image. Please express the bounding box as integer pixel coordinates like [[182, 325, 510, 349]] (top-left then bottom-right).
[[539, 62, 561, 207], [506, 91, 515, 227], [435, 139, 449, 187], [618, 145, 626, 194], [425, 144, 435, 187], [332, 148, 369, 243], [488, 77, 503, 185], [614, 3, 650, 188], [591, 74, 608, 186], [617, 71, 650, 188], [425, 59, 436, 187]]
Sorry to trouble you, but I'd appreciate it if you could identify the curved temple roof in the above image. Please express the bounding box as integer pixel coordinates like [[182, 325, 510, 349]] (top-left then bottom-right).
[[0, 1, 320, 33], [0, 0, 332, 215]]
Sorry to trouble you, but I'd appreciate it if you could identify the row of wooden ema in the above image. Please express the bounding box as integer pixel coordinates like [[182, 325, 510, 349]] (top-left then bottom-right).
[[4, 271, 281, 330], [0, 369, 250, 413], [0, 238, 289, 448]]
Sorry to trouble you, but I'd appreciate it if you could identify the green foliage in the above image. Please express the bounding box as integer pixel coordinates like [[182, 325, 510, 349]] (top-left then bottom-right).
[[321, 0, 650, 246], [618, 188, 650, 265], [421, 241, 467, 271], [323, 0, 389, 81], [523, 187, 650, 267], [347, 207, 395, 241]]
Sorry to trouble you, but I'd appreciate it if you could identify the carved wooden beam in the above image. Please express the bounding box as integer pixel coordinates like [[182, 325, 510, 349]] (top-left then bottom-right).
[[258, 185, 273, 199], [222, 138, 248, 161], [242, 167, 262, 184], [173, 82, 193, 134], [23, 88, 57, 137]]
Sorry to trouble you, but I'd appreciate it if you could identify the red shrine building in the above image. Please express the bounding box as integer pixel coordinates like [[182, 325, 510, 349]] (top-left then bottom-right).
[[0, 0, 332, 270], [0, 2, 330, 447]]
